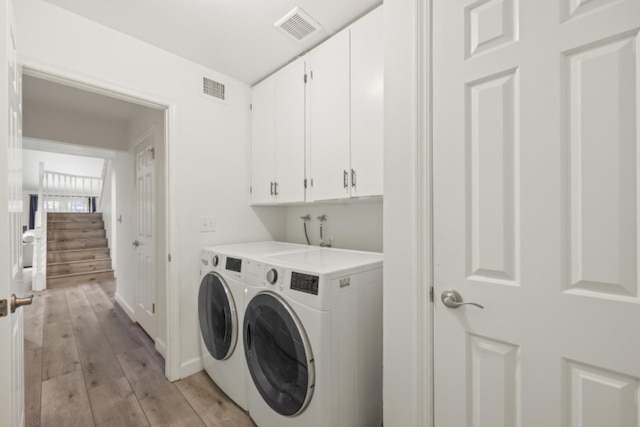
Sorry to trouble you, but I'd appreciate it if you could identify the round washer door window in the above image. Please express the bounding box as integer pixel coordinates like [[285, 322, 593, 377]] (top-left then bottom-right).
[[244, 292, 314, 416], [198, 272, 237, 360]]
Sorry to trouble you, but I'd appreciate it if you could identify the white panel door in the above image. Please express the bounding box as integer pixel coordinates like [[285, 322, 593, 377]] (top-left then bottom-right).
[[135, 135, 156, 339], [350, 5, 384, 198], [309, 29, 351, 201], [0, 0, 26, 425], [433, 0, 640, 426], [274, 56, 306, 203], [251, 76, 276, 204]]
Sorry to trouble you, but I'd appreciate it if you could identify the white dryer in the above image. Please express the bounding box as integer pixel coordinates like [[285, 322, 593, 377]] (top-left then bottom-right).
[[198, 241, 311, 411], [242, 248, 383, 427]]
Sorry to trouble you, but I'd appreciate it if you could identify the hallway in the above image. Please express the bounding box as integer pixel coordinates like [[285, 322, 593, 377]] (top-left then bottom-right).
[[24, 280, 255, 427]]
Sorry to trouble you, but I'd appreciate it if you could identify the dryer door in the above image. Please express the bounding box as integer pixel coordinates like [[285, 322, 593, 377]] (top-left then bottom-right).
[[198, 272, 238, 360], [244, 292, 315, 416]]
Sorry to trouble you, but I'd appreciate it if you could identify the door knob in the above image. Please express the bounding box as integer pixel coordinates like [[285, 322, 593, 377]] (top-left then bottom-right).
[[11, 294, 33, 313], [132, 240, 140, 247], [441, 289, 484, 309]]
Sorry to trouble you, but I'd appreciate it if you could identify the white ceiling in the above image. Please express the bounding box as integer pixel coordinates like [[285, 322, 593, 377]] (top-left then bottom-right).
[[23, 74, 155, 126], [42, 0, 382, 85]]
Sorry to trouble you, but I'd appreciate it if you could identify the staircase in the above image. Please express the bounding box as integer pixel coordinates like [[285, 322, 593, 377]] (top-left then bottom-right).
[[46, 212, 115, 288]]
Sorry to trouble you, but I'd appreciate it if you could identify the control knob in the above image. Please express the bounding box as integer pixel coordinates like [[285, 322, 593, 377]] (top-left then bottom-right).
[[266, 268, 278, 285], [211, 255, 219, 267]]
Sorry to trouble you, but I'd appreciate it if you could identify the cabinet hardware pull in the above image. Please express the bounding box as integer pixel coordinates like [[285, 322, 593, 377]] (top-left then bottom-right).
[[274, 182, 278, 196], [270, 182, 274, 196], [343, 170, 348, 188], [351, 169, 356, 187]]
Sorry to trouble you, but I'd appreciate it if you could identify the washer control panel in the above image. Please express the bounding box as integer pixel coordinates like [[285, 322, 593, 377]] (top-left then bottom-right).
[[266, 268, 278, 284], [264, 266, 285, 290]]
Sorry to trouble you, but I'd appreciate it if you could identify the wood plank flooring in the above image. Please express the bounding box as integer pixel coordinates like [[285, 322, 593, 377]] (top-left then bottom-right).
[[24, 279, 255, 427]]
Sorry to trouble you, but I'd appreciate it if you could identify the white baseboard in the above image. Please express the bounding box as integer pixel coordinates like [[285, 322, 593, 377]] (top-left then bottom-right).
[[155, 338, 167, 358], [180, 356, 203, 380], [115, 292, 135, 321]]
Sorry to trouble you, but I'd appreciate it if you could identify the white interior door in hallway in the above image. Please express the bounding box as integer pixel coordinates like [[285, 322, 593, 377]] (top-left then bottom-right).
[[433, 0, 640, 425], [134, 132, 156, 340], [0, 0, 29, 424]]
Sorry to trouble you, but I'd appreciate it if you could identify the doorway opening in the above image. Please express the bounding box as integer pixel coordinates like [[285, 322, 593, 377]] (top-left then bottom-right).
[[21, 66, 174, 379]]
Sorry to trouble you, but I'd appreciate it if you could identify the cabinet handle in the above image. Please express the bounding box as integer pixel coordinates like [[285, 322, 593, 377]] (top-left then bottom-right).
[[351, 169, 356, 187], [274, 182, 278, 196], [270, 182, 274, 196], [343, 170, 348, 189]]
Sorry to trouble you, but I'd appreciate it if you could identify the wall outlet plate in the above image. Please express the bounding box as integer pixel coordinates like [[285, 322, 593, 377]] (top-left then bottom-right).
[[199, 216, 216, 232]]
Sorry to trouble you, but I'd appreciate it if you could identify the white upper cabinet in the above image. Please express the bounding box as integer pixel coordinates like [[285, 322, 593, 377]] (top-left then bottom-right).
[[274, 57, 306, 203], [251, 57, 306, 204], [308, 5, 383, 201], [251, 76, 276, 204], [308, 29, 351, 201], [350, 6, 383, 198], [251, 5, 383, 205]]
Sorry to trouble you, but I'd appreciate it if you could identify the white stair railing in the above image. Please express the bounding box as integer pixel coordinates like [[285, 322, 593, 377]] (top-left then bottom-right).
[[32, 162, 47, 291], [42, 168, 103, 212], [98, 159, 108, 212]]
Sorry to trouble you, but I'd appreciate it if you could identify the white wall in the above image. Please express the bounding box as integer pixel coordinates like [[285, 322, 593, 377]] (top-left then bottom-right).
[[285, 201, 383, 252], [15, 0, 286, 378], [111, 150, 135, 311], [24, 102, 129, 150]]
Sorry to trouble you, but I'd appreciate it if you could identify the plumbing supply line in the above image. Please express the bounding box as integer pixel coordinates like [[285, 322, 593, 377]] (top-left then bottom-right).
[[300, 214, 311, 245]]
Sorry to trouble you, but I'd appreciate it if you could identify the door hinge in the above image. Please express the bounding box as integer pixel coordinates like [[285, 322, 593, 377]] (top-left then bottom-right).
[[304, 178, 307, 189], [0, 299, 7, 317], [310, 70, 314, 80], [152, 303, 156, 314], [249, 186, 252, 194], [430, 287, 434, 303], [168, 253, 172, 262], [250, 103, 252, 111], [304, 74, 307, 83]]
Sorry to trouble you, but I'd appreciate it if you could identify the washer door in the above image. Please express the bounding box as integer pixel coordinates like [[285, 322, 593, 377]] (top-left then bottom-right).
[[198, 272, 238, 360], [244, 292, 315, 416]]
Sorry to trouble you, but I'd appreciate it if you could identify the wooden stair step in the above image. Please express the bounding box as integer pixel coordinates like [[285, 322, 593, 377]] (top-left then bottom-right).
[[47, 259, 113, 277], [47, 248, 110, 264], [47, 229, 106, 241], [47, 220, 105, 230], [47, 213, 103, 222], [47, 238, 108, 251], [46, 270, 115, 289]]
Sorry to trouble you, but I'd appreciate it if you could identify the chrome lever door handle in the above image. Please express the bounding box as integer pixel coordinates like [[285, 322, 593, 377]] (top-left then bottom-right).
[[441, 289, 484, 309], [132, 240, 140, 247]]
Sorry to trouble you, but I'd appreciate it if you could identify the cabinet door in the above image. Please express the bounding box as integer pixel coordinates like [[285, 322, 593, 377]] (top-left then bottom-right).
[[309, 29, 351, 201], [251, 77, 276, 204], [350, 6, 383, 197], [274, 57, 306, 203]]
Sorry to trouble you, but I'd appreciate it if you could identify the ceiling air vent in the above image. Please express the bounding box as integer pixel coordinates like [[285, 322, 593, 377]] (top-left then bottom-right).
[[203, 77, 225, 101], [275, 7, 322, 42]]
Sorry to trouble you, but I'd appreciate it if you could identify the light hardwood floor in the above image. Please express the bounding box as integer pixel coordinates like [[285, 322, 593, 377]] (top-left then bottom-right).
[[24, 279, 256, 427]]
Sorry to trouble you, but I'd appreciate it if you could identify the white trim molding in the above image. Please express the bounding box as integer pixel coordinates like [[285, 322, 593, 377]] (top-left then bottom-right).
[[115, 291, 135, 320], [383, 0, 432, 425]]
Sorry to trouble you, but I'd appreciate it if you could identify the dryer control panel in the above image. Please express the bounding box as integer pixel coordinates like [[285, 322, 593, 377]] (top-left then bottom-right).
[[290, 272, 319, 296]]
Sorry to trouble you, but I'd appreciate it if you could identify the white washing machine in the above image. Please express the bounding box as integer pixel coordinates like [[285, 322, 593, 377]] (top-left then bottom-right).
[[198, 241, 312, 411], [242, 248, 383, 427]]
